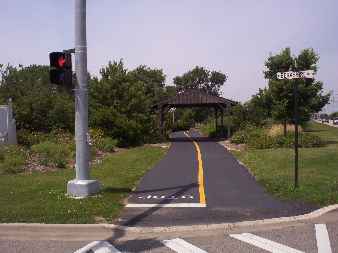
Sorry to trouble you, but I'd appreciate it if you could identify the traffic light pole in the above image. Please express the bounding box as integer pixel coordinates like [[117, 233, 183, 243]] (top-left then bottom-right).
[[67, 0, 100, 198]]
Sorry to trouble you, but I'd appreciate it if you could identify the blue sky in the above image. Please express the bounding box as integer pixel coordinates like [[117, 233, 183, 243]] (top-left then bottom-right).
[[1, 0, 337, 104]]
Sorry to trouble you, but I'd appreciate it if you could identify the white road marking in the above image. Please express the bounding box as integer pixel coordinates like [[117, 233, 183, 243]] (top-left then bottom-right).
[[137, 195, 194, 200], [229, 233, 305, 253], [315, 224, 332, 253], [126, 203, 206, 207], [162, 238, 208, 253], [74, 241, 121, 253]]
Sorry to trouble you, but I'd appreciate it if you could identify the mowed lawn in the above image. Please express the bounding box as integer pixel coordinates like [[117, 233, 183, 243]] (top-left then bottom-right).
[[0, 146, 166, 224], [233, 121, 338, 206]]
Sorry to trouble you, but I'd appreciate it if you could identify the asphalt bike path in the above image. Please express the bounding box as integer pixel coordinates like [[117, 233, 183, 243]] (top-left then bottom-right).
[[125, 131, 200, 207], [118, 130, 316, 227]]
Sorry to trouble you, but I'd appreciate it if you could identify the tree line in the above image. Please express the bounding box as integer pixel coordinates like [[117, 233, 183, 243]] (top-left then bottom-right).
[[0, 61, 226, 146], [0, 47, 330, 145]]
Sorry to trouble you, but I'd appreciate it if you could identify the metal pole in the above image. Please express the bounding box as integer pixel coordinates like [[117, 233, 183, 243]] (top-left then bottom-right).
[[75, 0, 89, 180], [293, 78, 299, 188], [67, 0, 100, 198]]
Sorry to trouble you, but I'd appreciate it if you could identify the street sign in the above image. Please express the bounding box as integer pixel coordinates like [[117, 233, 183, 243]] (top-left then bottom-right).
[[276, 69, 316, 189], [277, 70, 315, 80]]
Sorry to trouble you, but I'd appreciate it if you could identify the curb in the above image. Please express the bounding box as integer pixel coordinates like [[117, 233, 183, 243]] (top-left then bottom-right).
[[1, 204, 337, 234]]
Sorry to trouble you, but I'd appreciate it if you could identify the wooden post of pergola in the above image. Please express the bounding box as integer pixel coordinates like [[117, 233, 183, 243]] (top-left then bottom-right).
[[214, 107, 218, 132], [221, 107, 224, 137], [160, 106, 164, 135], [227, 104, 231, 138]]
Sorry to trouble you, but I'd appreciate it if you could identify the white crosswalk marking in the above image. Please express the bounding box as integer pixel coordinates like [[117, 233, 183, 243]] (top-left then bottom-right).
[[162, 238, 208, 253], [315, 224, 332, 253], [74, 241, 121, 253], [229, 233, 305, 253]]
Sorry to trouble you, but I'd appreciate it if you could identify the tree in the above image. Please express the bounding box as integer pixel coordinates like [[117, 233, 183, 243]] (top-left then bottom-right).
[[173, 66, 227, 96], [89, 60, 165, 146], [173, 66, 227, 124], [0, 64, 74, 132], [329, 111, 338, 119], [246, 88, 273, 126], [128, 65, 166, 104], [264, 48, 330, 134]]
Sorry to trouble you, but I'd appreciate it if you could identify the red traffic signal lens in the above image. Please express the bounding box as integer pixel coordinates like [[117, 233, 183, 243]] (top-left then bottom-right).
[[58, 56, 66, 68]]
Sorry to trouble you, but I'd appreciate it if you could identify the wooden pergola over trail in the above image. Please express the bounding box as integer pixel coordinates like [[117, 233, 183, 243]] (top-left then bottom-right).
[[154, 89, 237, 136]]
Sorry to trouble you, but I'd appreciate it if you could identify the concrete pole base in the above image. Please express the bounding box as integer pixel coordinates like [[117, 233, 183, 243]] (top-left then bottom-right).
[[67, 179, 101, 198]]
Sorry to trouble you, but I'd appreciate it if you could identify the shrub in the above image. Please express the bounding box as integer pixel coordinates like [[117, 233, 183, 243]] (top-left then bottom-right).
[[231, 130, 249, 144], [88, 129, 117, 152], [17, 129, 48, 146], [231, 124, 258, 144], [208, 126, 229, 139], [300, 133, 324, 148], [268, 124, 303, 136], [48, 129, 74, 145], [99, 137, 117, 152], [247, 129, 274, 149], [0, 145, 26, 174], [89, 128, 105, 147], [31, 141, 71, 169], [231, 125, 324, 149]]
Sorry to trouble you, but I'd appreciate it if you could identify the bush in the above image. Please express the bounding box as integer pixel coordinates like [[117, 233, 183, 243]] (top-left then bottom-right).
[[97, 137, 117, 152], [231, 125, 324, 149], [17, 129, 48, 146], [231, 130, 249, 144], [247, 129, 274, 149], [300, 133, 324, 148], [89, 128, 105, 147], [31, 141, 71, 168], [0, 145, 26, 174], [208, 126, 229, 139], [48, 129, 74, 145], [88, 129, 117, 152], [231, 124, 258, 144]]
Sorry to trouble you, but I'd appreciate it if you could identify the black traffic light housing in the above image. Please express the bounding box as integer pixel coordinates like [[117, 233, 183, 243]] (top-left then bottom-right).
[[49, 52, 72, 86]]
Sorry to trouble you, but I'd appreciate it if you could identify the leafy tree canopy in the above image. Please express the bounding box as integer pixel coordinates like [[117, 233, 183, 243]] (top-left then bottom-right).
[[173, 66, 227, 96], [0, 64, 74, 131], [263, 48, 330, 125], [89, 60, 167, 146]]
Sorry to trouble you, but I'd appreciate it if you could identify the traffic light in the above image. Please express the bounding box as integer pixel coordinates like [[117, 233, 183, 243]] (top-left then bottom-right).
[[49, 52, 72, 86]]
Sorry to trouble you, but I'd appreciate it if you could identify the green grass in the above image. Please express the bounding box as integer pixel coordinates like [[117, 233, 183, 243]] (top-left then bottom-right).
[[199, 120, 214, 136], [0, 146, 166, 223], [233, 121, 338, 206]]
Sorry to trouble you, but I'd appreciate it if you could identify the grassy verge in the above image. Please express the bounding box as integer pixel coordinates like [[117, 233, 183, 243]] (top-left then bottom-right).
[[232, 121, 338, 206], [0, 146, 166, 223], [198, 120, 214, 136]]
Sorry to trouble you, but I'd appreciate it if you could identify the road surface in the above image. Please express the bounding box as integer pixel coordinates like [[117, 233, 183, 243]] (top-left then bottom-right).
[[118, 130, 316, 227], [1, 209, 337, 252]]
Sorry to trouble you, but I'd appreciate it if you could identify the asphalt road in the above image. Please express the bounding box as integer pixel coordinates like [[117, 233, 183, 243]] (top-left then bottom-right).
[[118, 130, 316, 227], [1, 210, 337, 252]]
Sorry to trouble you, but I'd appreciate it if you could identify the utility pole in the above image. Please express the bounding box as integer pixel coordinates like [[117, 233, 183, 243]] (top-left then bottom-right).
[[67, 0, 100, 198]]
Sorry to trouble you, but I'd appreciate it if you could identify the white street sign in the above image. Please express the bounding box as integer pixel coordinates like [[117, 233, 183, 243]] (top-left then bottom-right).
[[277, 70, 315, 80]]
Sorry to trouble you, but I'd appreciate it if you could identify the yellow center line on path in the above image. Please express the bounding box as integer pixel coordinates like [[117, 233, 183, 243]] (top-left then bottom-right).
[[184, 131, 206, 206]]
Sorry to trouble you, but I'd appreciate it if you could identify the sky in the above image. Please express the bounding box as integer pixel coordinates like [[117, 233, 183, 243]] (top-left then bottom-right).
[[1, 0, 337, 105]]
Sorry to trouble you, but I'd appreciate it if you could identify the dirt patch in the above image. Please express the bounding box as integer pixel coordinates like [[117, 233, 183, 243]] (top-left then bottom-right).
[[147, 143, 171, 149], [219, 140, 246, 152]]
